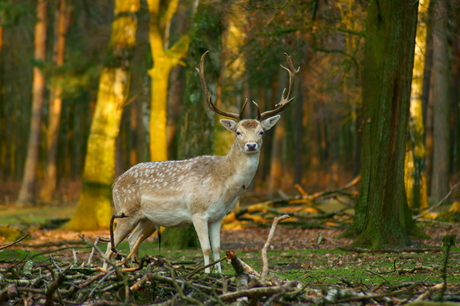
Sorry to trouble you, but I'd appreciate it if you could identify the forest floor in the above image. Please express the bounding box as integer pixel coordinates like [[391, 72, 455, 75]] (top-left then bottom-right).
[[1, 179, 460, 305], [1, 203, 460, 305]]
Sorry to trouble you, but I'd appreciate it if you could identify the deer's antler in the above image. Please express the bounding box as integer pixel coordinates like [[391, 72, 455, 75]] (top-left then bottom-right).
[[196, 51, 244, 121], [197, 51, 299, 121], [258, 53, 300, 120]]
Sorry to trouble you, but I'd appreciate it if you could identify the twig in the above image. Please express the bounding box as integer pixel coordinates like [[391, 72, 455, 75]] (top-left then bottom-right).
[[44, 274, 65, 306], [212, 281, 297, 304], [438, 235, 456, 301], [0, 233, 29, 250], [110, 213, 128, 253], [413, 183, 459, 219], [84, 236, 100, 267], [260, 214, 290, 285], [334, 282, 419, 303], [186, 255, 227, 278]]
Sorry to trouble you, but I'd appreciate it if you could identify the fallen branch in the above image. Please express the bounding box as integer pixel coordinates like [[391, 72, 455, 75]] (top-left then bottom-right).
[[212, 280, 297, 304], [0, 233, 29, 250], [261, 214, 290, 285]]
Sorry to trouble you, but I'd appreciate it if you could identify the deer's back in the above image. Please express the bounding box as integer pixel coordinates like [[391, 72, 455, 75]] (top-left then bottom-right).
[[113, 156, 233, 209]]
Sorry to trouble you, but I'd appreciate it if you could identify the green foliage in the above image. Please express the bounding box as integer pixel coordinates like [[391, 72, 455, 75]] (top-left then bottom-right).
[[0, 1, 30, 27], [0, 225, 22, 242]]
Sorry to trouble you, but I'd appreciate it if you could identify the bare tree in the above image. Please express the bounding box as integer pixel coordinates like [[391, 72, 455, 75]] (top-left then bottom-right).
[[17, 0, 47, 204], [39, 0, 70, 203]]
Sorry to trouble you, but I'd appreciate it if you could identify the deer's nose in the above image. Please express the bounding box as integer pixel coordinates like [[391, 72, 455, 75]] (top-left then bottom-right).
[[246, 143, 257, 151]]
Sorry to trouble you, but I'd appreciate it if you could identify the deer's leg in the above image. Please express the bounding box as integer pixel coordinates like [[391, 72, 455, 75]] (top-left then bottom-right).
[[127, 219, 157, 264], [192, 215, 212, 273], [209, 219, 223, 273], [103, 216, 139, 270]]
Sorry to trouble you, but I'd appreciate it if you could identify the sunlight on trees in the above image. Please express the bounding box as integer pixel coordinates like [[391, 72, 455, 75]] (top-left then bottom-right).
[[64, 0, 140, 230], [404, 0, 429, 211], [146, 0, 190, 162], [17, 0, 47, 204], [40, 0, 70, 203]]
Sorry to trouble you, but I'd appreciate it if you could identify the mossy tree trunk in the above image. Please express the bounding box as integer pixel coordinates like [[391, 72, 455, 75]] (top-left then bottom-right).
[[64, 0, 140, 230], [340, 0, 428, 247], [162, 2, 223, 250]]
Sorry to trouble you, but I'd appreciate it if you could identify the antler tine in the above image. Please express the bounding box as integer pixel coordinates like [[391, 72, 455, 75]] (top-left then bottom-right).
[[239, 99, 249, 120], [252, 100, 261, 121], [259, 53, 300, 120], [195, 51, 240, 120]]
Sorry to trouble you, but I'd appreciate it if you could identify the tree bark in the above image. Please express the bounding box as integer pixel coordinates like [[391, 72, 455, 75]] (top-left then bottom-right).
[[146, 0, 189, 162], [340, 0, 427, 247], [64, 0, 140, 230], [17, 0, 47, 204], [429, 0, 450, 203], [214, 0, 247, 157], [404, 0, 429, 210], [39, 0, 70, 203], [162, 2, 223, 250]]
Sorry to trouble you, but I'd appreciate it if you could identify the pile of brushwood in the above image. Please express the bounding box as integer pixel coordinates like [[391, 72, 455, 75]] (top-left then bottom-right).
[[1, 215, 459, 305]]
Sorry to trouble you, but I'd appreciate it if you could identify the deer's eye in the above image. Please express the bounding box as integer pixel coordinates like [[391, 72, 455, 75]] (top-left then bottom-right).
[[236, 131, 241, 136], [259, 131, 264, 135]]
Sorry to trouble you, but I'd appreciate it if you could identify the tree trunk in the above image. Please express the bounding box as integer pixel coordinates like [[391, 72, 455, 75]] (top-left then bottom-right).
[[39, 0, 70, 203], [429, 0, 450, 203], [0, 26, 5, 180], [17, 0, 47, 204], [340, 0, 427, 247], [146, 0, 189, 162], [214, 0, 247, 156], [162, 2, 223, 250], [64, 0, 140, 230], [404, 0, 429, 210]]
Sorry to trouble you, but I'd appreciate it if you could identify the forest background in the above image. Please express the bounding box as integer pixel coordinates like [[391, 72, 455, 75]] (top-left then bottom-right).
[[0, 0, 459, 234]]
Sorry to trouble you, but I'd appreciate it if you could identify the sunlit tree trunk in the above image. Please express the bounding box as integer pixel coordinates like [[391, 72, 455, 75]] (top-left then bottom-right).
[[17, 0, 47, 204], [40, 0, 70, 203], [404, 0, 429, 210], [429, 0, 450, 203], [340, 0, 427, 247], [214, 0, 247, 156], [64, 0, 140, 230], [146, 0, 189, 162]]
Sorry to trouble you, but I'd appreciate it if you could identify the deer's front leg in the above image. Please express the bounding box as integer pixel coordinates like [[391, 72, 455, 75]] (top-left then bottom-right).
[[192, 215, 212, 273], [209, 219, 223, 273]]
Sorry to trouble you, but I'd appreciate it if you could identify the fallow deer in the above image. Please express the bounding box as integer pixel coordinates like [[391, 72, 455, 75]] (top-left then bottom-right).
[[104, 52, 299, 272]]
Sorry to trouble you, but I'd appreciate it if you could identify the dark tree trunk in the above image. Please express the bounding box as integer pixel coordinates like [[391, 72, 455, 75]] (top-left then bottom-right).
[[162, 2, 223, 250], [429, 0, 450, 202], [340, 0, 428, 247]]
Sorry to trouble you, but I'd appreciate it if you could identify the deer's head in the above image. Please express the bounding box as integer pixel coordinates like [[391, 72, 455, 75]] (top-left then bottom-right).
[[196, 51, 299, 155]]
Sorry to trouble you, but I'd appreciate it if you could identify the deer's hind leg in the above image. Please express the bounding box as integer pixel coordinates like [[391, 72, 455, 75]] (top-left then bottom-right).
[[127, 219, 157, 264]]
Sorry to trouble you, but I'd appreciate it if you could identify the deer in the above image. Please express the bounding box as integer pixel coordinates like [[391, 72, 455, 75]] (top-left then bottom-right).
[[104, 51, 299, 273]]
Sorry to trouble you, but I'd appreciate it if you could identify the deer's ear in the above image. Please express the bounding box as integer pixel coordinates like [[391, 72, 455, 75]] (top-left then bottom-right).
[[261, 115, 280, 131], [220, 119, 238, 132]]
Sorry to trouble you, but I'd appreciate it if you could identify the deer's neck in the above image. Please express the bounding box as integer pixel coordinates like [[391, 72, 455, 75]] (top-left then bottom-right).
[[222, 142, 260, 186]]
